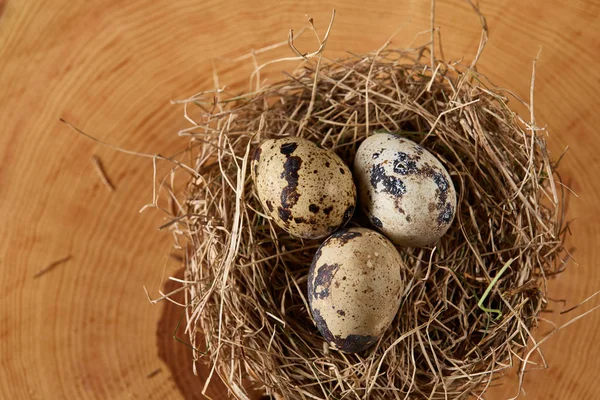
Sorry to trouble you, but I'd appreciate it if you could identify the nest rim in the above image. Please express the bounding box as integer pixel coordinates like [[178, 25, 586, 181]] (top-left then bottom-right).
[[163, 35, 567, 400]]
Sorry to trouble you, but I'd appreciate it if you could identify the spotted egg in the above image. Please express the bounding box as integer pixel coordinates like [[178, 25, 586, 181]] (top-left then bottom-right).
[[353, 132, 457, 247], [252, 137, 356, 239], [308, 227, 405, 353]]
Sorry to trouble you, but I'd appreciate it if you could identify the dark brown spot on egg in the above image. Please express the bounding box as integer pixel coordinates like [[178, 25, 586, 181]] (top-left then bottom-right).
[[323, 206, 334, 215], [325, 161, 330, 167], [278, 207, 292, 222], [336, 334, 379, 353], [418, 165, 455, 225], [395, 203, 406, 215], [280, 190, 300, 211], [294, 217, 306, 224], [414, 144, 425, 155], [432, 171, 450, 206], [280, 142, 298, 155], [312, 263, 340, 300], [370, 164, 406, 197], [339, 168, 345, 174], [279, 155, 302, 219], [336, 310, 346, 316], [310, 308, 334, 343], [309, 204, 319, 213], [393, 151, 420, 175], [252, 147, 262, 176], [437, 202, 454, 226], [330, 228, 362, 245], [342, 205, 355, 225], [370, 215, 383, 228], [252, 146, 262, 162], [313, 246, 323, 264]]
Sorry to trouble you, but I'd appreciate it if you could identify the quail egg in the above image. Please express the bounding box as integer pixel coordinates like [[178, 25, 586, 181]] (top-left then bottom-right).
[[308, 227, 405, 353], [353, 132, 457, 247], [252, 137, 356, 239]]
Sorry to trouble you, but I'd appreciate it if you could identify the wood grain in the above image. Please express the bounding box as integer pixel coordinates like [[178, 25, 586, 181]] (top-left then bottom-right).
[[1, 0, 599, 398]]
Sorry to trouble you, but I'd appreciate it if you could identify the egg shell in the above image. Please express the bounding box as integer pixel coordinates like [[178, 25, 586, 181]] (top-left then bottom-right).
[[353, 133, 457, 247], [308, 227, 405, 353], [252, 137, 356, 239]]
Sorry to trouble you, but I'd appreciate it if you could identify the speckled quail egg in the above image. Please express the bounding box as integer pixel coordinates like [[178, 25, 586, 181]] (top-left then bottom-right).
[[353, 132, 457, 247], [308, 227, 405, 353], [252, 137, 356, 239]]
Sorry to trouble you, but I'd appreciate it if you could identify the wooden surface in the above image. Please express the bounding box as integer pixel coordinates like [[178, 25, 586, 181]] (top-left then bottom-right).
[[2, 0, 600, 399]]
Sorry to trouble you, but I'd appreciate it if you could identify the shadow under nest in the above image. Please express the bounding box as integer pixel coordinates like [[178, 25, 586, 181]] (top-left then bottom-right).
[[164, 46, 567, 399]]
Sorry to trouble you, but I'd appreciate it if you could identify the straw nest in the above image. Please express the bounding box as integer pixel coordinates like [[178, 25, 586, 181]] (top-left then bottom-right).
[[162, 16, 568, 400]]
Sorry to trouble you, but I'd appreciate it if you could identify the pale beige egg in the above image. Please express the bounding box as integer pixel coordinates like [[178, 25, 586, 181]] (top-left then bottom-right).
[[308, 227, 405, 353], [353, 133, 457, 247], [252, 137, 356, 239]]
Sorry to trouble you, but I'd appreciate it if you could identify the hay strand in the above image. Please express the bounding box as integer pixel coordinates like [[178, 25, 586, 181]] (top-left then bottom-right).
[[91, 154, 116, 192], [33, 255, 72, 279]]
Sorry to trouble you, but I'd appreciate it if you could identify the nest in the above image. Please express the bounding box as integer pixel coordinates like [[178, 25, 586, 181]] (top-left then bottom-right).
[[163, 22, 567, 400]]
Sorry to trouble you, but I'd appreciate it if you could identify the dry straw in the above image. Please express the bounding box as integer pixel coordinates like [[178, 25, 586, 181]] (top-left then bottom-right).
[[156, 5, 572, 400]]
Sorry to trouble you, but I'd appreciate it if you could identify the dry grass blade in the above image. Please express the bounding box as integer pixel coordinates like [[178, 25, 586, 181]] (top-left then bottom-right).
[[33, 255, 72, 279], [146, 368, 162, 379], [91, 155, 116, 192]]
